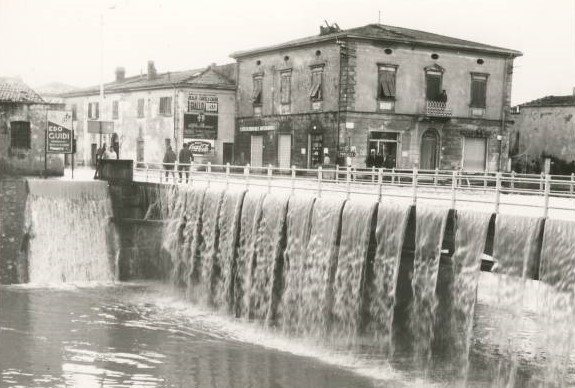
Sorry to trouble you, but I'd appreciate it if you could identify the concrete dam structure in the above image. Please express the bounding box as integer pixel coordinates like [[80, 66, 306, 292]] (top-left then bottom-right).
[[2, 178, 575, 386]]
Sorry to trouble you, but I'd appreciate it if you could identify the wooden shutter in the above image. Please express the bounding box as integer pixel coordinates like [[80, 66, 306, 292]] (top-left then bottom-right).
[[471, 79, 486, 107], [426, 74, 441, 101]]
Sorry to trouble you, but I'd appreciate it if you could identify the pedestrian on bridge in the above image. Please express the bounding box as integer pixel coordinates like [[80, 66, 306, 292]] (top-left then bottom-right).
[[178, 143, 194, 183], [163, 145, 177, 182]]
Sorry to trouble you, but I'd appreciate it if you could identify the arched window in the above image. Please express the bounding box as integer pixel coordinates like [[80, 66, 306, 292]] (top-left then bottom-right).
[[420, 129, 440, 170], [10, 121, 31, 149]]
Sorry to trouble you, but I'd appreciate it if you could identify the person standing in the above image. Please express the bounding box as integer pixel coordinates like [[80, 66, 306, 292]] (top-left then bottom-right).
[[178, 143, 194, 183], [163, 145, 177, 182], [93, 143, 106, 179]]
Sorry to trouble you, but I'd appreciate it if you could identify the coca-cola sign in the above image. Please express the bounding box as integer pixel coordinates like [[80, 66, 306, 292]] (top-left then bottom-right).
[[188, 140, 212, 154]]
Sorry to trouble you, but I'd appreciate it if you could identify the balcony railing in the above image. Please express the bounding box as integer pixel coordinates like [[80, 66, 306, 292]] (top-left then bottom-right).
[[426, 100, 452, 117]]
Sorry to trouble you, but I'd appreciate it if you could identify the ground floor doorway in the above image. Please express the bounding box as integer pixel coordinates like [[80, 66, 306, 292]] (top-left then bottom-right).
[[250, 135, 263, 168], [278, 135, 291, 169], [367, 132, 398, 168], [420, 129, 440, 170]]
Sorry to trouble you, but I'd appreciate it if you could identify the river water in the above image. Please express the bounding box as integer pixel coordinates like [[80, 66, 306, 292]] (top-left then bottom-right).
[[0, 283, 387, 388]]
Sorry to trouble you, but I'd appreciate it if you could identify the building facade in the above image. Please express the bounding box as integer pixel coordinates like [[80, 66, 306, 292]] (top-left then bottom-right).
[[231, 24, 521, 171], [60, 62, 236, 167], [0, 78, 65, 176], [509, 91, 575, 174]]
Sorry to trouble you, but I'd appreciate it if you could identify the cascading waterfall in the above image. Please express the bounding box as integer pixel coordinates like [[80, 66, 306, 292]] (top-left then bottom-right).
[[24, 180, 117, 283], [234, 191, 266, 318], [278, 195, 316, 333], [488, 214, 544, 385], [435, 210, 491, 379], [331, 200, 377, 342], [199, 188, 225, 306], [248, 193, 289, 323], [535, 219, 575, 386], [212, 189, 246, 311], [410, 206, 448, 363], [292, 198, 345, 337], [366, 202, 410, 351]]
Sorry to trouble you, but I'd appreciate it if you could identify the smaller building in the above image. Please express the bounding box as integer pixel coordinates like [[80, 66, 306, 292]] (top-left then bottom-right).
[[60, 62, 236, 167], [0, 78, 64, 176], [509, 89, 575, 174]]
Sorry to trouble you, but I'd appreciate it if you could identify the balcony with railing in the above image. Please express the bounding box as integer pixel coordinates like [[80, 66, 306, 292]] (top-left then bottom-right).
[[425, 100, 452, 118]]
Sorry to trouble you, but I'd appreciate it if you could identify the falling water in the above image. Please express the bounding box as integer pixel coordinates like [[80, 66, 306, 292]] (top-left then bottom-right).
[[199, 188, 225, 306], [535, 219, 575, 386], [290, 198, 345, 337], [433, 210, 491, 381], [278, 195, 316, 333], [331, 200, 377, 342], [488, 214, 544, 385], [366, 201, 411, 352], [212, 189, 246, 311], [234, 191, 266, 318], [248, 193, 289, 322], [410, 206, 448, 363], [24, 180, 117, 283]]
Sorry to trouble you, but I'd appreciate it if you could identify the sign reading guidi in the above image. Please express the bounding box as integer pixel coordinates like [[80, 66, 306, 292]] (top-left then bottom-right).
[[47, 110, 73, 154]]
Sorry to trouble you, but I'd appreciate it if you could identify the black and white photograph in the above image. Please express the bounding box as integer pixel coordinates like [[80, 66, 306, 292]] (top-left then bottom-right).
[[1, 0, 575, 386]]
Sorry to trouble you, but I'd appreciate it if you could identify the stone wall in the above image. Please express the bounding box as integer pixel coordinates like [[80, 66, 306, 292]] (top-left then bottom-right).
[[0, 178, 28, 284]]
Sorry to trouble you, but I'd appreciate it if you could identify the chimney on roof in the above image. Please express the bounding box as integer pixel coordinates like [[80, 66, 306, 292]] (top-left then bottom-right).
[[147, 61, 157, 80], [115, 67, 126, 82]]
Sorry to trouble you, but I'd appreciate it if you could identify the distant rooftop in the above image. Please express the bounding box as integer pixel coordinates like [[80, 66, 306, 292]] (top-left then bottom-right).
[[0, 77, 45, 104], [60, 63, 236, 98], [520, 95, 575, 108], [231, 23, 522, 58]]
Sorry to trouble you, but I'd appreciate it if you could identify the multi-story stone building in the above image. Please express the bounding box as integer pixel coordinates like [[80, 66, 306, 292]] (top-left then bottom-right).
[[0, 77, 65, 175], [231, 23, 521, 171], [60, 61, 236, 166]]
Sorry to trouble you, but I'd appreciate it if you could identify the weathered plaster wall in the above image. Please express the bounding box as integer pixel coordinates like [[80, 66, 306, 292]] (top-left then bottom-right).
[[0, 104, 64, 176]]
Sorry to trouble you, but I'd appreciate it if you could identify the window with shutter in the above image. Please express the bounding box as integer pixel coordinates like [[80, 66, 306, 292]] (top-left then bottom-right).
[[426, 74, 442, 101], [112, 101, 119, 119], [377, 66, 397, 100], [252, 76, 263, 105], [159, 97, 172, 116], [10, 121, 31, 149], [280, 71, 291, 104], [309, 67, 323, 101], [94, 102, 99, 119], [470, 74, 488, 108], [137, 99, 145, 118], [88, 103, 92, 119]]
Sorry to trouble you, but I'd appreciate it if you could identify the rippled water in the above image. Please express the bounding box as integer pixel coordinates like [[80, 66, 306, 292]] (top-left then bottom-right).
[[0, 284, 385, 388]]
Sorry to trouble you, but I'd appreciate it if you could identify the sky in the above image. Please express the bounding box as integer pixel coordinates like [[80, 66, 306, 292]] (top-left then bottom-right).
[[1, 0, 574, 105]]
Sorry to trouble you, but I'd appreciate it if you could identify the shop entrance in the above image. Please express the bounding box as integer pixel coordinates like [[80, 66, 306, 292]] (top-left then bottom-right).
[[420, 129, 439, 170], [278, 135, 291, 169], [368, 132, 398, 168], [308, 134, 323, 168], [250, 135, 263, 168]]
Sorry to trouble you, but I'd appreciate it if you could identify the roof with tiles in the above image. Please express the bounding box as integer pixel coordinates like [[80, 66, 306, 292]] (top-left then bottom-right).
[[230, 23, 522, 58], [61, 64, 236, 98], [0, 77, 45, 104], [520, 95, 575, 108]]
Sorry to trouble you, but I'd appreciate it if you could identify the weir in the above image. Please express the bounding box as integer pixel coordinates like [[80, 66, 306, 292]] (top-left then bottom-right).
[[5, 178, 575, 386]]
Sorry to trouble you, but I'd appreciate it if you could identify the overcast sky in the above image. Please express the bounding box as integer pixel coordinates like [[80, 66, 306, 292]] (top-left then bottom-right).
[[1, 0, 574, 105]]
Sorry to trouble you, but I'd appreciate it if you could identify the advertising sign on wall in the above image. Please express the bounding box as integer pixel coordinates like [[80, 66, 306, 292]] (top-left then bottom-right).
[[184, 113, 218, 139], [47, 111, 73, 153], [188, 94, 219, 113], [183, 139, 214, 155]]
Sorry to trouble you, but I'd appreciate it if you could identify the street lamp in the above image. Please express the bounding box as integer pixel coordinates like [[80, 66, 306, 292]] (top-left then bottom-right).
[[497, 134, 503, 172]]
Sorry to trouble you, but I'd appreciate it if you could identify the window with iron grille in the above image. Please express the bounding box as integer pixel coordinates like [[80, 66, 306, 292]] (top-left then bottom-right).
[[252, 75, 263, 105], [10, 121, 31, 149], [88, 102, 99, 119], [309, 66, 324, 101], [112, 101, 119, 119], [280, 71, 291, 104], [377, 65, 397, 100], [470, 73, 488, 108], [159, 97, 172, 116], [71, 104, 77, 120], [137, 98, 145, 118]]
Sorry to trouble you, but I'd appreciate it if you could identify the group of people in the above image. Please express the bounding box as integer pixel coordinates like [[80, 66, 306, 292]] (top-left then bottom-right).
[[163, 143, 194, 183], [93, 143, 118, 179]]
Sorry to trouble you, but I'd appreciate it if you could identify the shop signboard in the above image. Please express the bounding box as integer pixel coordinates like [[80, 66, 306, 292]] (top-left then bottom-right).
[[47, 111, 73, 153]]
